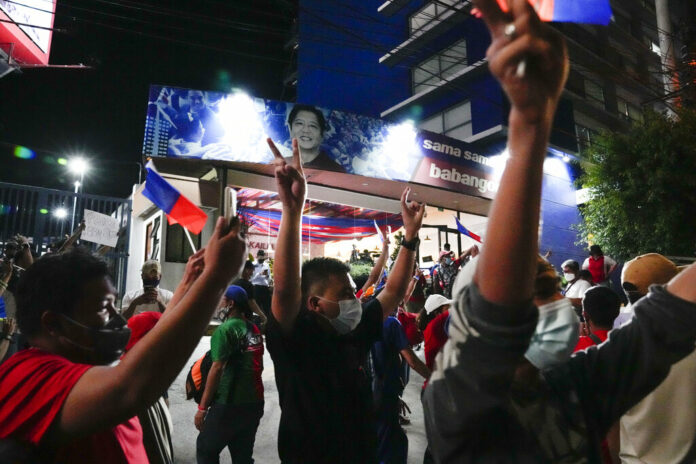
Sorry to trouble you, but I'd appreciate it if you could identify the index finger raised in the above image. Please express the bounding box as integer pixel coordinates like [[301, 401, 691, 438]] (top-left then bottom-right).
[[473, 0, 510, 32], [266, 137, 284, 160]]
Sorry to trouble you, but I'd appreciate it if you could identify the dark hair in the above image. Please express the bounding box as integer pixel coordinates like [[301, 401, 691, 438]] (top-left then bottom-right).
[[443, 243, 451, 252], [535, 257, 561, 299], [579, 270, 594, 282], [301, 257, 350, 301], [583, 286, 621, 327], [561, 260, 580, 273], [15, 249, 111, 337], [417, 306, 440, 332], [589, 245, 603, 257], [288, 104, 328, 135], [244, 260, 255, 270]]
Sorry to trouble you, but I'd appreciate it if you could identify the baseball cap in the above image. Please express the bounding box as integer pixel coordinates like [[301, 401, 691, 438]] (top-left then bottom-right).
[[621, 253, 678, 296], [439, 250, 454, 260], [224, 285, 249, 305], [424, 294, 453, 314], [141, 260, 161, 275], [125, 311, 162, 352]]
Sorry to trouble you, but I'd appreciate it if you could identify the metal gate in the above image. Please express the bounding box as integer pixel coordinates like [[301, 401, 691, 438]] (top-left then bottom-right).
[[0, 182, 132, 299]]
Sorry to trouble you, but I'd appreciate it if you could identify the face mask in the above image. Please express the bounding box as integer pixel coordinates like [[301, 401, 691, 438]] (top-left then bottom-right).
[[59, 312, 132, 365], [143, 278, 160, 288], [318, 297, 363, 335], [524, 298, 579, 370], [444, 258, 453, 266], [563, 273, 576, 282]]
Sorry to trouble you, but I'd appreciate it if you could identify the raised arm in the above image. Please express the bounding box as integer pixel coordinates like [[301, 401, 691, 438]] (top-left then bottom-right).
[[473, 0, 568, 306], [360, 238, 390, 295], [53, 217, 247, 442], [376, 188, 425, 318], [267, 138, 306, 333]]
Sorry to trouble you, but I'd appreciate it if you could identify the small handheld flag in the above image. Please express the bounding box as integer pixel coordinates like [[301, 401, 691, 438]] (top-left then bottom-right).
[[495, 0, 612, 26], [143, 161, 208, 235], [454, 217, 482, 243], [373, 220, 384, 243]]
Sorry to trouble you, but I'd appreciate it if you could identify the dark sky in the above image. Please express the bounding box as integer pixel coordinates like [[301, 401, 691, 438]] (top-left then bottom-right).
[[0, 0, 293, 198]]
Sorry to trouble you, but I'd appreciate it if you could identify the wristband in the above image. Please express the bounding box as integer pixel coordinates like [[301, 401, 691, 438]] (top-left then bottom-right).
[[3, 335, 12, 341], [198, 405, 208, 412], [400, 236, 420, 251]]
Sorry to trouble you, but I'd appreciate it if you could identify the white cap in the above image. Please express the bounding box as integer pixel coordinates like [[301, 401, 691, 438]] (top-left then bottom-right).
[[424, 294, 453, 314]]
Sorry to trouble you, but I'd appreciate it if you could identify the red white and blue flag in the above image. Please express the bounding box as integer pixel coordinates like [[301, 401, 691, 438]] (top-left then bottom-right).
[[143, 161, 208, 235], [454, 216, 482, 243], [495, 0, 612, 25]]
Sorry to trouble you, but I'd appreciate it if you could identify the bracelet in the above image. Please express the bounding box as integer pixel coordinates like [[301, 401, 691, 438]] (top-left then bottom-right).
[[0, 281, 7, 290], [197, 405, 208, 412]]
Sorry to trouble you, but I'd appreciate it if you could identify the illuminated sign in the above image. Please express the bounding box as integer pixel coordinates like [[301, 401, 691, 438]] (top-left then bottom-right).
[[0, 0, 55, 65], [142, 85, 504, 200]]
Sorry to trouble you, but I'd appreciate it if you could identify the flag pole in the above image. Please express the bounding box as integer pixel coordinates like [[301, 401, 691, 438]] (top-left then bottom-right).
[[183, 226, 197, 253]]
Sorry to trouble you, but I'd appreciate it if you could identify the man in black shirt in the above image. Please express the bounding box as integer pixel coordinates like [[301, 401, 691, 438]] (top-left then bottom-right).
[[233, 260, 267, 329], [265, 138, 425, 463]]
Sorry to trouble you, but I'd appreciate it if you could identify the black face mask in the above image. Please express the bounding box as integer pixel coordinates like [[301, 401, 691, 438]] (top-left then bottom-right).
[[142, 278, 160, 288], [59, 313, 132, 365]]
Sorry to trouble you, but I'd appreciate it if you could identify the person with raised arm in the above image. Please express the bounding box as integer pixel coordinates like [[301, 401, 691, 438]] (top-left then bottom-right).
[[0, 217, 246, 462], [423, 0, 696, 462], [265, 138, 425, 463]]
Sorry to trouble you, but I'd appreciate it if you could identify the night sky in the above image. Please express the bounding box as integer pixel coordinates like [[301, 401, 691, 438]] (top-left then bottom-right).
[[0, 0, 293, 198]]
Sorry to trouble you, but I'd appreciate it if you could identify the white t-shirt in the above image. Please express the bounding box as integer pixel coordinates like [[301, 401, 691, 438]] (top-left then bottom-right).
[[121, 287, 173, 316], [251, 261, 271, 287], [564, 279, 592, 299]]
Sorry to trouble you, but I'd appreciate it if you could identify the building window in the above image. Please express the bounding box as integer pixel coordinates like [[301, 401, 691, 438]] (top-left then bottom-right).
[[412, 39, 467, 94], [584, 79, 605, 108], [617, 98, 643, 122], [575, 124, 598, 151], [165, 223, 202, 263], [409, 0, 459, 34], [419, 101, 472, 141]]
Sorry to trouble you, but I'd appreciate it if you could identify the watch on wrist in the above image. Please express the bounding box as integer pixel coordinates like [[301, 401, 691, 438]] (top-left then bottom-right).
[[400, 236, 420, 251]]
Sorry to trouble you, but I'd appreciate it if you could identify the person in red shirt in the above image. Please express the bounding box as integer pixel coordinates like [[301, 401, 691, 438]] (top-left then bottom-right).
[[0, 216, 246, 463], [574, 286, 621, 352], [417, 294, 452, 381]]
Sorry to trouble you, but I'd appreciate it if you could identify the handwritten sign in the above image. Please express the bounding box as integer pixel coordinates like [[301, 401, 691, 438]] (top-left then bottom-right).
[[82, 210, 120, 247]]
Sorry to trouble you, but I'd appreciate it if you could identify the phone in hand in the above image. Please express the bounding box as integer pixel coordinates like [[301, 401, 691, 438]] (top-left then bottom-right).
[[224, 187, 237, 223]]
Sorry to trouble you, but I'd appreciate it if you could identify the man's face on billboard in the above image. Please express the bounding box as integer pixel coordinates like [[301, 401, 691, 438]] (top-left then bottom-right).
[[188, 91, 205, 112], [290, 110, 323, 153]]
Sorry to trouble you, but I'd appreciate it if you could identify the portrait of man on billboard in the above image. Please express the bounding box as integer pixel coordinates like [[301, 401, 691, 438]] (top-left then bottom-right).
[[286, 104, 346, 173]]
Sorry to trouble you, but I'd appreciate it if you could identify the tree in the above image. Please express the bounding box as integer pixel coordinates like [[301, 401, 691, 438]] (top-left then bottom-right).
[[577, 108, 696, 261]]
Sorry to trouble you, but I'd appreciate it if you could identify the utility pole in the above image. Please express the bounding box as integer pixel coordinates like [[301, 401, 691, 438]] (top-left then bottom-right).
[[655, 0, 681, 112]]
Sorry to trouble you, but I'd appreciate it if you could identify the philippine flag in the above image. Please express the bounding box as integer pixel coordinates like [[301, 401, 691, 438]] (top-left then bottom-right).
[[454, 217, 482, 243], [143, 161, 208, 235], [496, 0, 613, 25]]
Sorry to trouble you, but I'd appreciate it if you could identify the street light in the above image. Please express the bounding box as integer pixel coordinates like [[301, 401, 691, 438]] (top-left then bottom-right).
[[67, 157, 90, 232]]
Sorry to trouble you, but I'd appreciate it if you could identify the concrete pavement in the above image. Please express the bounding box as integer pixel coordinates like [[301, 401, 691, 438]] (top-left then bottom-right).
[[168, 336, 429, 463]]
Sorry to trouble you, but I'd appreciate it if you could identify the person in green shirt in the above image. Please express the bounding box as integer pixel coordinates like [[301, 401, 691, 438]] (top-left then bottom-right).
[[195, 285, 264, 464]]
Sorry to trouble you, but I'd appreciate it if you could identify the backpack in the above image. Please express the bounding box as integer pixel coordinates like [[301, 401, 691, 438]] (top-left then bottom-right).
[[185, 350, 212, 404]]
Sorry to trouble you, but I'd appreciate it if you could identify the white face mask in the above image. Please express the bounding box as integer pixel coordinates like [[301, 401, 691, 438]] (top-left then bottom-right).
[[317, 296, 363, 335], [524, 298, 580, 369], [564, 273, 576, 282]]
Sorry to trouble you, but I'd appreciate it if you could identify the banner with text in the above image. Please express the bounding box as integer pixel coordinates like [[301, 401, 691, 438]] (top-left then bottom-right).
[[142, 85, 502, 200]]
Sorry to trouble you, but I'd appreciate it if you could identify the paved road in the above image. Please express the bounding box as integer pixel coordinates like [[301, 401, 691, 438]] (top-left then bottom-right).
[[168, 336, 429, 463]]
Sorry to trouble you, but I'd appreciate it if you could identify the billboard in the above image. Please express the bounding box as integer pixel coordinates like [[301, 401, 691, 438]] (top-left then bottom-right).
[[143, 85, 502, 200], [0, 0, 55, 65]]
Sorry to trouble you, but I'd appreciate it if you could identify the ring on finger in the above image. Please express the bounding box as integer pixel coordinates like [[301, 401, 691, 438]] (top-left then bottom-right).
[[504, 23, 516, 40]]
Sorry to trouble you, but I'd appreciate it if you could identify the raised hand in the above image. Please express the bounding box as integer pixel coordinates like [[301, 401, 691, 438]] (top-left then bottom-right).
[[182, 248, 206, 286], [203, 217, 247, 286], [267, 138, 307, 215], [400, 187, 426, 241], [474, 0, 568, 124]]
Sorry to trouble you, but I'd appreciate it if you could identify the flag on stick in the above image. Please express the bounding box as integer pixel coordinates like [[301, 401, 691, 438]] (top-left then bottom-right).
[[454, 217, 482, 243], [143, 161, 208, 235], [495, 0, 612, 25]]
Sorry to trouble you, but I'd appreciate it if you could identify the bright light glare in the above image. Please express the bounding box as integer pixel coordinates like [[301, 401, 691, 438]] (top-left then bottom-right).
[[355, 121, 419, 179], [68, 157, 89, 175], [74, 181, 81, 188], [216, 92, 270, 162], [562, 154, 570, 163], [54, 208, 68, 219]]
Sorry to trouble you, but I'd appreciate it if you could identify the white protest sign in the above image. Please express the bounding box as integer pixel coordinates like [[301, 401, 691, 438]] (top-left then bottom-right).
[[82, 209, 120, 247]]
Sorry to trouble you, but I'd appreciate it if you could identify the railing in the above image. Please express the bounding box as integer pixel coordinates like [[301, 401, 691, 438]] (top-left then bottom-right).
[[0, 182, 132, 299]]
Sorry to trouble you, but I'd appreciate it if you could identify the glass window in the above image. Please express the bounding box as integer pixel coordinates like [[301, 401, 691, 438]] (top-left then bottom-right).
[[445, 123, 473, 141], [617, 98, 643, 122], [444, 101, 471, 131], [410, 3, 438, 33], [412, 39, 467, 94], [575, 124, 598, 150], [420, 101, 472, 141], [419, 114, 444, 133], [165, 222, 202, 263], [584, 79, 605, 107]]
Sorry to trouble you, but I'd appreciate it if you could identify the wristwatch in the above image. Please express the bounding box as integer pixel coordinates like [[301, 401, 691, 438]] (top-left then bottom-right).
[[400, 236, 420, 251]]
